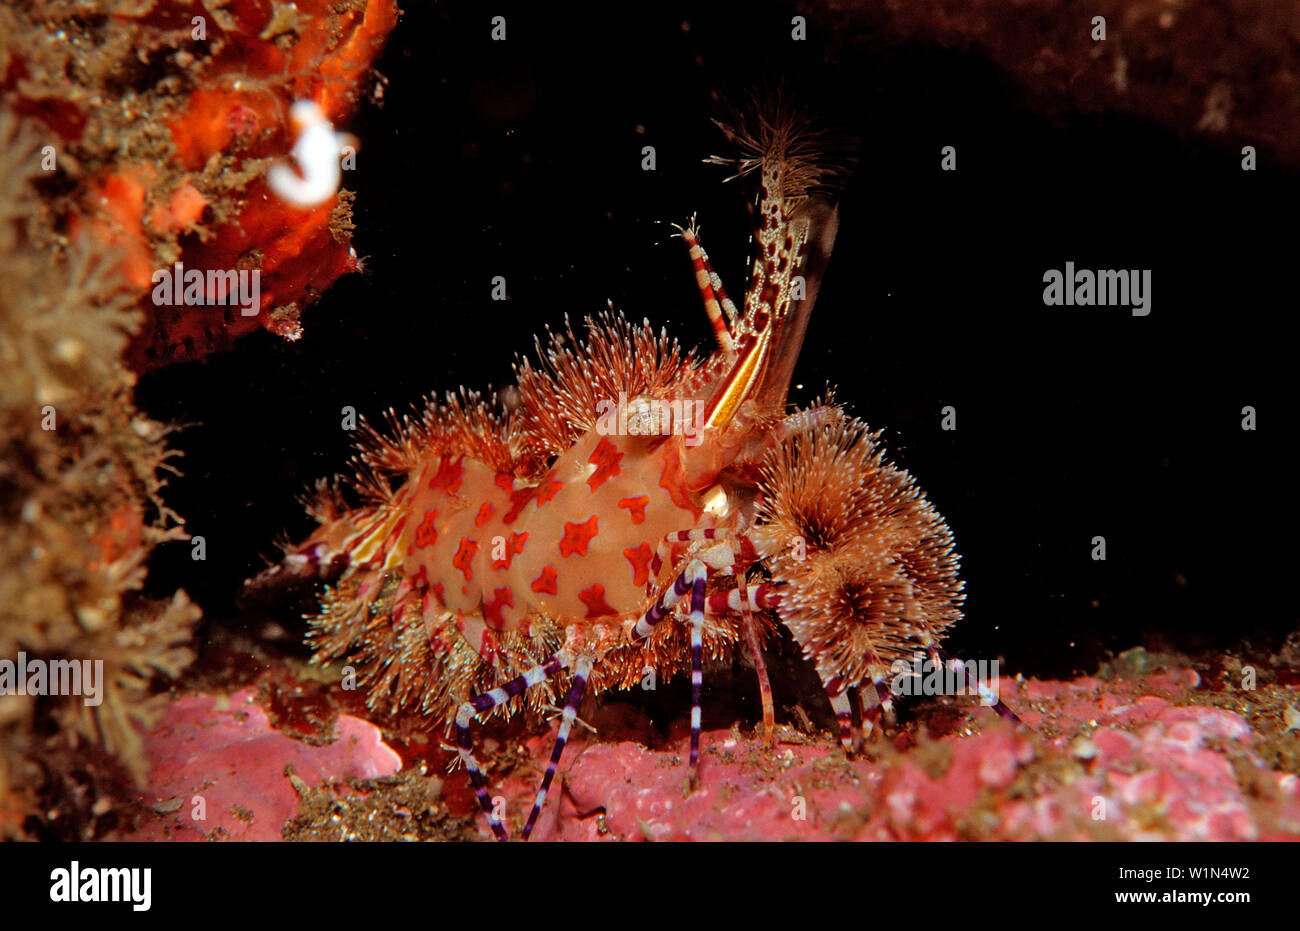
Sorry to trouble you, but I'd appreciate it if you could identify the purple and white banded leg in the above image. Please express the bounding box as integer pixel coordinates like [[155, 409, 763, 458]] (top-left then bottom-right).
[[520, 654, 593, 839], [456, 553, 723, 839], [455, 654, 567, 841], [926, 643, 1022, 724], [631, 555, 709, 787], [818, 666, 903, 755], [651, 529, 776, 744], [644, 527, 727, 598]]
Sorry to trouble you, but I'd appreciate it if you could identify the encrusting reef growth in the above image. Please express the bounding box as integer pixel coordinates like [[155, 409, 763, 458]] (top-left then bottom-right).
[[0, 0, 398, 840], [0, 113, 200, 840], [0, 0, 398, 371]]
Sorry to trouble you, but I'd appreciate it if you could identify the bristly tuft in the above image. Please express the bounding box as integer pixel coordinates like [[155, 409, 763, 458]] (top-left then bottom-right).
[[354, 387, 541, 479], [513, 311, 708, 456], [755, 414, 965, 686], [705, 90, 853, 212]]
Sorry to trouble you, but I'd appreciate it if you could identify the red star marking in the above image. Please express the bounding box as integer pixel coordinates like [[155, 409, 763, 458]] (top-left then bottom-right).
[[492, 531, 529, 570], [429, 456, 465, 496], [536, 475, 564, 506], [617, 495, 649, 524], [530, 566, 558, 595], [578, 582, 619, 619], [475, 501, 495, 527], [482, 586, 515, 629], [452, 536, 478, 581], [414, 508, 440, 548], [494, 472, 515, 493], [623, 542, 654, 587], [587, 437, 624, 492], [503, 484, 535, 524], [558, 515, 599, 557]]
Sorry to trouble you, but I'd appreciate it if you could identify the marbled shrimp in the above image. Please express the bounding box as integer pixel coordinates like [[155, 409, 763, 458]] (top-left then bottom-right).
[[245, 102, 1020, 841]]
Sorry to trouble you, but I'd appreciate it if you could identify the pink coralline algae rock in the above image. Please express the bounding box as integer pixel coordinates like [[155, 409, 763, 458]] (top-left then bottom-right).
[[486, 670, 1300, 842], [127, 688, 401, 841]]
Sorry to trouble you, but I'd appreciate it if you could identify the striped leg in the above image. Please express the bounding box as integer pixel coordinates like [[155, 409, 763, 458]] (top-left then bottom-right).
[[645, 529, 777, 748], [632, 555, 703, 642], [824, 676, 856, 754], [454, 654, 566, 842], [520, 654, 593, 840], [704, 582, 782, 616], [927, 644, 1022, 724], [686, 562, 707, 788], [631, 556, 709, 787], [821, 676, 876, 756], [856, 683, 882, 742], [645, 527, 726, 598], [675, 220, 738, 354], [873, 677, 896, 726]]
